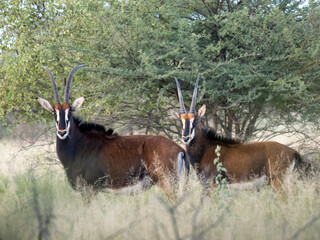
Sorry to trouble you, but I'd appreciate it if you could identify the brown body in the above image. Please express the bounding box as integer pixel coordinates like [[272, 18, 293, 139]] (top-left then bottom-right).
[[38, 65, 188, 197], [171, 76, 301, 192], [188, 124, 301, 191], [56, 116, 186, 195]]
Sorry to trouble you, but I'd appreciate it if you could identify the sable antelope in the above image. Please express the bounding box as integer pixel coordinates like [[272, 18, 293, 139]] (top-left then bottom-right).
[[171, 77, 302, 192], [37, 65, 188, 197]]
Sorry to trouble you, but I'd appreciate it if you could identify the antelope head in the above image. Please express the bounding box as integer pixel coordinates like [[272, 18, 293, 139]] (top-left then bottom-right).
[[171, 76, 206, 144], [37, 65, 88, 140]]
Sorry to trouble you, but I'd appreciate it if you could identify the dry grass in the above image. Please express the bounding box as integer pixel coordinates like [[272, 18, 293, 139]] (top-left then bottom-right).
[[0, 139, 320, 240]]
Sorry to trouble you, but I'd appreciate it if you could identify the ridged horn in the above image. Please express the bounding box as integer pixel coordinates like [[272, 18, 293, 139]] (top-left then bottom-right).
[[174, 77, 187, 114], [64, 64, 88, 103], [189, 75, 199, 114], [42, 66, 60, 104]]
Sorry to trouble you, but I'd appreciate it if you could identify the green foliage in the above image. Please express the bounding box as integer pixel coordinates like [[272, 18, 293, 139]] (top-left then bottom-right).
[[213, 145, 228, 190], [0, 0, 319, 139], [0, 175, 9, 193], [212, 144, 232, 209]]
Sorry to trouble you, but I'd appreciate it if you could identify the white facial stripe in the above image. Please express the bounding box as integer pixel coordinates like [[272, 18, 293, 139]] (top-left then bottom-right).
[[65, 109, 69, 121], [189, 118, 195, 140], [190, 129, 195, 141], [55, 110, 60, 122], [55, 109, 71, 140], [182, 119, 186, 130], [67, 121, 70, 132], [189, 118, 194, 130]]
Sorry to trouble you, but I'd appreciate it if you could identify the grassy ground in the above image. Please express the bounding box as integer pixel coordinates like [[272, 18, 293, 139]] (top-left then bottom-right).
[[0, 139, 320, 240]]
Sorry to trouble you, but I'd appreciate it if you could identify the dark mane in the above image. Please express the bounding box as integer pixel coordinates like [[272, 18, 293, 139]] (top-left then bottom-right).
[[200, 126, 242, 145], [73, 117, 117, 136]]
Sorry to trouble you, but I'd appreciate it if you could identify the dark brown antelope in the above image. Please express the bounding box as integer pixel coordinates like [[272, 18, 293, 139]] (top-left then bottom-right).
[[171, 77, 302, 192], [37, 65, 188, 197]]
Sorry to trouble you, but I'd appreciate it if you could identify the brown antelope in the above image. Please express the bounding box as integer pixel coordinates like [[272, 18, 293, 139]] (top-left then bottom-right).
[[171, 77, 302, 192], [37, 65, 188, 197]]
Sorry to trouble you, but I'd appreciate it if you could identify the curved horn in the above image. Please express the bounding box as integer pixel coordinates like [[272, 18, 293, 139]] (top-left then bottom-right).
[[42, 66, 60, 104], [174, 77, 187, 114], [189, 75, 199, 114], [64, 64, 88, 103]]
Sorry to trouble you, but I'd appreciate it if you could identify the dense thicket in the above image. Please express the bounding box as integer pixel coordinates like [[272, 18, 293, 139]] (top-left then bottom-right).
[[1, 0, 319, 140]]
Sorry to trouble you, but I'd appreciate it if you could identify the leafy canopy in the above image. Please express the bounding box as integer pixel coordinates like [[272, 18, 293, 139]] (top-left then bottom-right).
[[0, 0, 319, 140]]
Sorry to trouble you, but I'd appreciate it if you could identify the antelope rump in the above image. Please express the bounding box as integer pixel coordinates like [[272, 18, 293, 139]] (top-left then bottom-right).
[[37, 65, 189, 197], [171, 76, 302, 192]]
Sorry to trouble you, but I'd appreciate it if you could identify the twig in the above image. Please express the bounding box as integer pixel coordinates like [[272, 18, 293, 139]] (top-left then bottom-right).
[[104, 217, 149, 240], [193, 197, 235, 240], [288, 213, 320, 240]]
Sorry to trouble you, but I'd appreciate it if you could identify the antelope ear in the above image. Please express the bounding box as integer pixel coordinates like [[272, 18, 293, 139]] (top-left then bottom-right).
[[71, 96, 85, 111], [37, 97, 54, 112], [170, 110, 180, 120], [198, 104, 206, 118]]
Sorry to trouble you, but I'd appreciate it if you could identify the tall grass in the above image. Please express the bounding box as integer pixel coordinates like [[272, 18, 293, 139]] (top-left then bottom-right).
[[0, 140, 320, 240]]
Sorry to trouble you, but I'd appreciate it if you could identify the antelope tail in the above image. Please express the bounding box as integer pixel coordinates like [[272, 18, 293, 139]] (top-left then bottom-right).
[[177, 151, 189, 176], [294, 152, 311, 174]]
